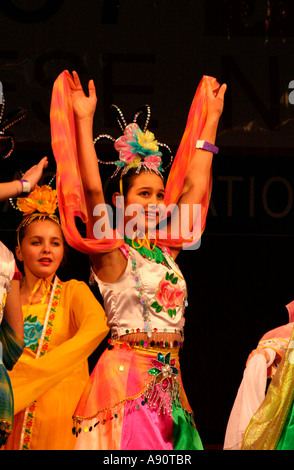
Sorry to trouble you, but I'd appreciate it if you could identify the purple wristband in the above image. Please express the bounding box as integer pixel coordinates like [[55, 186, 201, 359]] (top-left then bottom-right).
[[196, 140, 219, 154]]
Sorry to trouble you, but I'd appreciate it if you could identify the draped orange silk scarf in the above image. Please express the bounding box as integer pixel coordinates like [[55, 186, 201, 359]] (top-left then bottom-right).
[[50, 70, 219, 254]]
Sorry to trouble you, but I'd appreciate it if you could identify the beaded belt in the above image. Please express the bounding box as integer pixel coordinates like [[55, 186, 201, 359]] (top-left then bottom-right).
[[108, 332, 183, 350]]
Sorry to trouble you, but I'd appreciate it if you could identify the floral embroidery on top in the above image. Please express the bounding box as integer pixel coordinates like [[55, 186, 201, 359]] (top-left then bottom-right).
[[151, 272, 184, 318], [23, 314, 44, 351]]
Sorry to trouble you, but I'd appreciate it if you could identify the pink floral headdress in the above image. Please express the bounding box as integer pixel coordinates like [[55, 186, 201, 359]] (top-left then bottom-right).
[[94, 104, 173, 179]]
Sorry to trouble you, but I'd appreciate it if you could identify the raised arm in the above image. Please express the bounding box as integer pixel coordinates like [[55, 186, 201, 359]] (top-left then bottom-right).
[[70, 72, 126, 282], [0, 156, 48, 202], [179, 77, 226, 207], [70, 71, 107, 238], [166, 78, 226, 256]]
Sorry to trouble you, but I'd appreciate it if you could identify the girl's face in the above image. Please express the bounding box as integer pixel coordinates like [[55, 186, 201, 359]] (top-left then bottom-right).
[[122, 171, 165, 235], [16, 219, 64, 280]]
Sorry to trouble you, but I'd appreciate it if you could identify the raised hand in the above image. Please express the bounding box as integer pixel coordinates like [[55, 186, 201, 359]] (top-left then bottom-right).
[[69, 70, 97, 122], [206, 76, 227, 121], [21, 156, 48, 190]]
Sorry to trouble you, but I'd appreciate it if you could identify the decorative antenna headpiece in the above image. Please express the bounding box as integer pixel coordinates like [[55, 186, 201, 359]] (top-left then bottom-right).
[[94, 104, 173, 179]]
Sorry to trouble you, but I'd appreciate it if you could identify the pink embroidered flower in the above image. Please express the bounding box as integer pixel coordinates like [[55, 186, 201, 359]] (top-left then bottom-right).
[[151, 272, 184, 318], [155, 278, 184, 310]]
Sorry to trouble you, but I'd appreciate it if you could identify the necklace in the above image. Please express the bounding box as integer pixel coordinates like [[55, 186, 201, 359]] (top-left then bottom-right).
[[129, 249, 152, 337], [124, 236, 170, 269], [127, 243, 186, 339]]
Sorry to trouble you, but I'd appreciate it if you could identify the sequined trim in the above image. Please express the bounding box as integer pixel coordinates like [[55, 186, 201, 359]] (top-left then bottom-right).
[[108, 334, 183, 350], [144, 351, 181, 415], [72, 342, 192, 436], [128, 247, 186, 338]]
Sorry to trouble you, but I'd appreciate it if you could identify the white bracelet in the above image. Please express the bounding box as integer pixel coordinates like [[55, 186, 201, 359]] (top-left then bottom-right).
[[19, 179, 31, 197]]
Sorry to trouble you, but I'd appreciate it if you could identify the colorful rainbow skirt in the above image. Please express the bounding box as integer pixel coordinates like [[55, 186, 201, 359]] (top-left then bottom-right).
[[72, 341, 203, 450]]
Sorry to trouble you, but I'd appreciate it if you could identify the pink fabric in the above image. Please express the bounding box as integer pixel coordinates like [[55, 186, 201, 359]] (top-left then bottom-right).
[[74, 344, 182, 418], [73, 343, 189, 450], [286, 301, 294, 323], [121, 400, 174, 450], [261, 322, 293, 342]]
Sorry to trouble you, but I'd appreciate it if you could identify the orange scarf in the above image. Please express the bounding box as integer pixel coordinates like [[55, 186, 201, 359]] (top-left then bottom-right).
[[50, 70, 218, 253]]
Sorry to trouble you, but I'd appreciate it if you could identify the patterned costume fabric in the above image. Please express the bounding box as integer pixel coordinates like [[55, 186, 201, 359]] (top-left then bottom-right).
[[225, 300, 294, 450], [73, 241, 203, 450], [241, 313, 294, 450], [4, 279, 108, 450], [49, 69, 220, 450]]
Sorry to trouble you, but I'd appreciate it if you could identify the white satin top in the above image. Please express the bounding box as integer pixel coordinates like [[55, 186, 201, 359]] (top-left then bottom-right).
[[93, 244, 187, 340]]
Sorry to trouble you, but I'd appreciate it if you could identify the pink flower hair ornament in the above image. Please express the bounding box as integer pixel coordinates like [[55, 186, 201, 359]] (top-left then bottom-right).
[[94, 104, 173, 178]]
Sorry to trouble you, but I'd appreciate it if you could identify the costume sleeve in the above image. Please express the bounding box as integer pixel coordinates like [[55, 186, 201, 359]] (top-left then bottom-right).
[[0, 243, 24, 370], [10, 281, 109, 414], [226, 320, 293, 450], [223, 352, 273, 450], [0, 318, 24, 370]]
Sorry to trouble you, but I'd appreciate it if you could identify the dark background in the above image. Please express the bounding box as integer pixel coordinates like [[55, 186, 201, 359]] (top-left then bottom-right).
[[1, 0, 294, 449]]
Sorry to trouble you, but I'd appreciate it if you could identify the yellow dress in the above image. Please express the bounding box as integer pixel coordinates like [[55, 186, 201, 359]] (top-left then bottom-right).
[[4, 277, 109, 450]]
